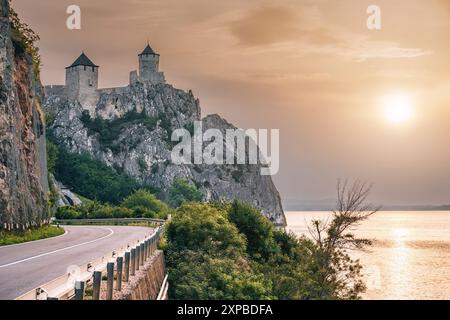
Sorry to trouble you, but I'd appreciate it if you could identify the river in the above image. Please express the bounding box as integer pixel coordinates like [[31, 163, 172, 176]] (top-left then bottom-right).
[[286, 211, 450, 300]]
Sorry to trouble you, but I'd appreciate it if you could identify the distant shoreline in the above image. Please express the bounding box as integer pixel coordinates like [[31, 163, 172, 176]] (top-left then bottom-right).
[[284, 206, 450, 212]]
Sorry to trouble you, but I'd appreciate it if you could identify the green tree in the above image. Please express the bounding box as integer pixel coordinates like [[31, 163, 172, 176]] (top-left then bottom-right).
[[167, 250, 272, 300], [46, 140, 58, 175], [168, 179, 203, 208], [121, 189, 169, 219], [306, 180, 379, 299], [165, 203, 272, 300], [228, 201, 277, 261], [54, 146, 140, 204], [166, 203, 245, 253]]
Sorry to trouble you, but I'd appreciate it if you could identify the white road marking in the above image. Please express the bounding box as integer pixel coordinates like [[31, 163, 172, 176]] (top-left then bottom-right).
[[0, 227, 115, 269], [0, 229, 69, 249]]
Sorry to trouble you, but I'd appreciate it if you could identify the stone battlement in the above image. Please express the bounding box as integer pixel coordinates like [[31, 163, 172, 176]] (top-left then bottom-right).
[[50, 44, 166, 114]]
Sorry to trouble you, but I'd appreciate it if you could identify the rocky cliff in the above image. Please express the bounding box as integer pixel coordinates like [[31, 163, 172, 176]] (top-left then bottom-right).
[[44, 64, 286, 226], [0, 1, 49, 230]]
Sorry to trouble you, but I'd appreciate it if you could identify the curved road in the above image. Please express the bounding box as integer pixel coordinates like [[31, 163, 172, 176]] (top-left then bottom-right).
[[0, 226, 153, 300]]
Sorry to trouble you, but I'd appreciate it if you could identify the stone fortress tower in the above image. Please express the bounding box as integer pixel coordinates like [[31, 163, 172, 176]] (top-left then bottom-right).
[[130, 44, 166, 85], [64, 52, 99, 114], [46, 44, 166, 115]]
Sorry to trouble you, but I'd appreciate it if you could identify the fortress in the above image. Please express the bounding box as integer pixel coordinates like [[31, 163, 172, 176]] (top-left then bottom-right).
[[45, 44, 166, 114]]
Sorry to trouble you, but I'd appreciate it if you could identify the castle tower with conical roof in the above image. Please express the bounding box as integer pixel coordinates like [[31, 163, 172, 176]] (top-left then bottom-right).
[[132, 44, 165, 85], [65, 52, 99, 110]]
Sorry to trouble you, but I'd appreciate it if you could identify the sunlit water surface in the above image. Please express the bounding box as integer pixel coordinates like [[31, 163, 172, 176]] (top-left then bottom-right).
[[286, 211, 450, 300]]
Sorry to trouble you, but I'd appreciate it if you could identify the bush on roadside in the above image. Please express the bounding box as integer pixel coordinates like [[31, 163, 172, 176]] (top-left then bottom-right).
[[121, 189, 170, 219], [54, 190, 170, 220]]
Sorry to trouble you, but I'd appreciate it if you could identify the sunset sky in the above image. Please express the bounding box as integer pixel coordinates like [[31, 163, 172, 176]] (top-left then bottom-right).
[[13, 0, 450, 207]]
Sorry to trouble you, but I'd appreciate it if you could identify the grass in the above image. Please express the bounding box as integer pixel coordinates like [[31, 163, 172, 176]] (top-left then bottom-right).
[[0, 225, 65, 246], [74, 193, 94, 205]]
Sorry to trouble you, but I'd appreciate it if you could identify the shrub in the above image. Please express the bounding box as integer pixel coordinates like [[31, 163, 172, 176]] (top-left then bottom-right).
[[165, 203, 274, 300], [55, 206, 81, 220], [121, 189, 169, 219], [167, 250, 272, 300], [46, 140, 58, 175], [9, 6, 41, 81], [53, 146, 141, 204], [80, 110, 158, 153], [111, 207, 133, 219], [45, 111, 56, 127], [166, 203, 246, 254], [138, 157, 147, 172], [168, 179, 204, 208], [228, 201, 277, 261]]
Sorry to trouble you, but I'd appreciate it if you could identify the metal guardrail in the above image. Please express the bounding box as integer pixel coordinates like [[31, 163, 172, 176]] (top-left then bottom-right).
[[16, 224, 167, 300], [54, 218, 166, 226], [156, 274, 169, 300]]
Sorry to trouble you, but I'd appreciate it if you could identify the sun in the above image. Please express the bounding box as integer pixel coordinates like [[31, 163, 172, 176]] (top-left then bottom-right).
[[383, 94, 414, 124]]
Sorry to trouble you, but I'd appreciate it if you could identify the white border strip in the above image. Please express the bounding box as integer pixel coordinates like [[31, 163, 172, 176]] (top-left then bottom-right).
[[0, 228, 114, 269], [0, 228, 69, 249]]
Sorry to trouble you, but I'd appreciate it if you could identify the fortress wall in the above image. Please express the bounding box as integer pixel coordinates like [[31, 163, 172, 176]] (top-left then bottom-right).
[[98, 87, 128, 95], [44, 85, 65, 97]]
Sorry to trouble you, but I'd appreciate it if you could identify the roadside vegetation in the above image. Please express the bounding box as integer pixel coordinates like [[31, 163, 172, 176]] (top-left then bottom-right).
[[53, 178, 203, 221], [163, 180, 377, 300], [48, 143, 375, 300], [55, 189, 170, 220], [0, 225, 64, 246], [46, 133, 147, 204]]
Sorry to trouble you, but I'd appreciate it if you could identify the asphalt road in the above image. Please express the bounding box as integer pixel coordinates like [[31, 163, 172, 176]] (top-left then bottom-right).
[[0, 225, 153, 300]]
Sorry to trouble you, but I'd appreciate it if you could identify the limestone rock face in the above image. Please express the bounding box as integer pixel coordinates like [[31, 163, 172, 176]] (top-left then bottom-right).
[[0, 1, 49, 230], [44, 65, 286, 226]]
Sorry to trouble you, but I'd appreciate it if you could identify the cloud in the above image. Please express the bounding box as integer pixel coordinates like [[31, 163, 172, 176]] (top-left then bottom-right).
[[349, 44, 433, 61], [228, 6, 303, 46], [305, 37, 433, 62], [225, 4, 432, 62]]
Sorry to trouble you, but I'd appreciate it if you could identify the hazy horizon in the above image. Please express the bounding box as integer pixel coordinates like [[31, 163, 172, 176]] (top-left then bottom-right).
[[13, 0, 450, 206]]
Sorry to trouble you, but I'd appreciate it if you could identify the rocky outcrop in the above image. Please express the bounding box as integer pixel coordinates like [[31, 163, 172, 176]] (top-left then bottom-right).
[[0, 1, 49, 230], [196, 114, 285, 226], [48, 175, 82, 207], [44, 59, 286, 226]]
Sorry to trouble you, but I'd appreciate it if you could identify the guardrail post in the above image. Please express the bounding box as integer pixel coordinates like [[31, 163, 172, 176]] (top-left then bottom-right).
[[152, 236, 156, 254], [106, 262, 114, 300], [136, 245, 140, 271], [74, 281, 85, 300], [92, 271, 102, 300], [144, 240, 148, 260], [130, 249, 136, 276], [116, 257, 123, 291], [149, 237, 152, 255], [140, 243, 145, 266], [124, 252, 130, 282], [150, 236, 153, 253]]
